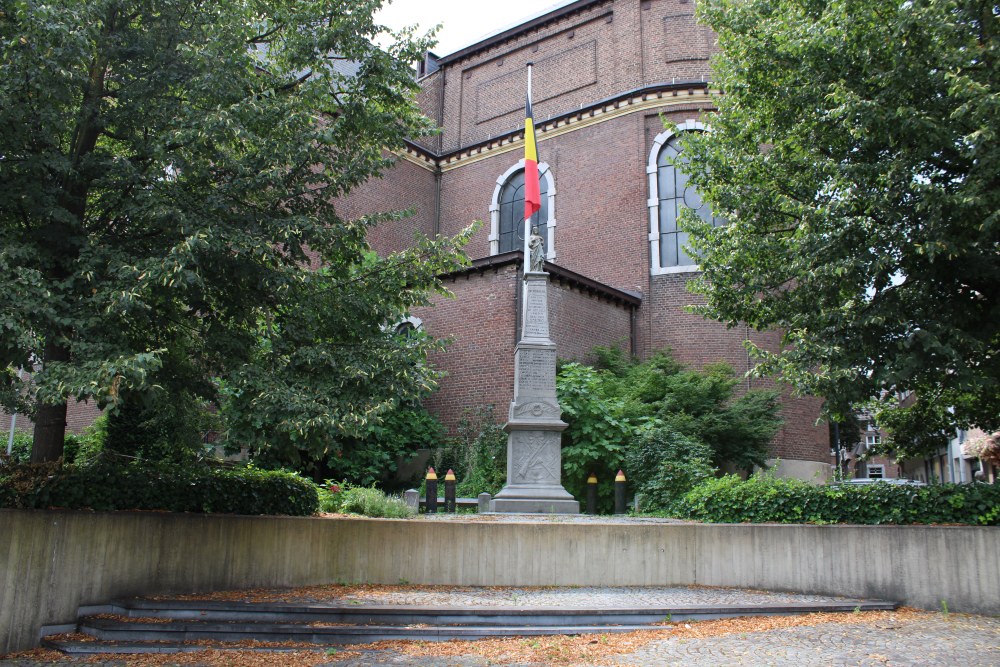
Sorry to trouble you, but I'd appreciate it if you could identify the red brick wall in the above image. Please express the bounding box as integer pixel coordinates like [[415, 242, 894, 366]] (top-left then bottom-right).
[[432, 0, 714, 153], [338, 157, 438, 257], [414, 265, 519, 431], [549, 280, 632, 364], [412, 262, 635, 432], [646, 271, 828, 463], [1, 400, 103, 440]]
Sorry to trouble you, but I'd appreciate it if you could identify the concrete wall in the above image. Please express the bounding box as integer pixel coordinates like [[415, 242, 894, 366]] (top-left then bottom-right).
[[3, 509, 998, 653]]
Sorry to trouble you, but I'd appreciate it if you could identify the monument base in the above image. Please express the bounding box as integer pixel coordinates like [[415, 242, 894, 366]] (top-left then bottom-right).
[[489, 497, 580, 514]]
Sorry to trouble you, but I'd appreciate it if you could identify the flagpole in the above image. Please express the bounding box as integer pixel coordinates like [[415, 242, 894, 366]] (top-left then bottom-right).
[[523, 62, 534, 267]]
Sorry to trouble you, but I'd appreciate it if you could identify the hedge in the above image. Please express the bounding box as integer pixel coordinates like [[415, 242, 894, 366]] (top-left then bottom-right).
[[673, 474, 1000, 525], [0, 458, 318, 516]]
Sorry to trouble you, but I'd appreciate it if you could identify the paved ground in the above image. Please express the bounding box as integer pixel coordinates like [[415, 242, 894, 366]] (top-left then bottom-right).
[[2, 585, 997, 666], [214, 584, 872, 607]]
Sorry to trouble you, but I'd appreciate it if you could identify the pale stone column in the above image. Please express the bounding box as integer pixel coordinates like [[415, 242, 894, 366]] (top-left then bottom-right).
[[491, 269, 579, 513]]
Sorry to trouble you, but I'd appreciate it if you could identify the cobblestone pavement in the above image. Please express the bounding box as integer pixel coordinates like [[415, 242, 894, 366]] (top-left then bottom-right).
[[288, 585, 866, 607], [3, 613, 998, 666], [602, 613, 1000, 666]]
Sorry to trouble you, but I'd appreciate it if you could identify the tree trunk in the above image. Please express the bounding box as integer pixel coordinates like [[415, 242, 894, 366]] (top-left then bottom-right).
[[30, 341, 71, 463]]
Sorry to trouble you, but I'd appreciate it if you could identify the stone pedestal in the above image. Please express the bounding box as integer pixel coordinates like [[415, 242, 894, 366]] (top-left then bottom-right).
[[491, 271, 579, 514]]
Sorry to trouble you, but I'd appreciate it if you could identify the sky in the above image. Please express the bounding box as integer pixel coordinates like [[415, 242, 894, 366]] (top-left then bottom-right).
[[374, 0, 576, 57]]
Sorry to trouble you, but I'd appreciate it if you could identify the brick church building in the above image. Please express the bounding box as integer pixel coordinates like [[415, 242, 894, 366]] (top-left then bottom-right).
[[340, 0, 833, 479]]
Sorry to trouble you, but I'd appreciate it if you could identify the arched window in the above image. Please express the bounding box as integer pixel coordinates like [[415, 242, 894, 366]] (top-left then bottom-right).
[[490, 161, 556, 259], [647, 122, 724, 273]]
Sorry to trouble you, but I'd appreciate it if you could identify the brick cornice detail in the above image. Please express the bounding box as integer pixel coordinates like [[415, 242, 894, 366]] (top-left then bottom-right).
[[396, 81, 715, 172]]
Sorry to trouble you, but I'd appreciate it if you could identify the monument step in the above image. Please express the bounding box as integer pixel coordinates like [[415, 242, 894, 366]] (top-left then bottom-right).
[[42, 597, 899, 655], [67, 618, 673, 646], [100, 597, 897, 626]]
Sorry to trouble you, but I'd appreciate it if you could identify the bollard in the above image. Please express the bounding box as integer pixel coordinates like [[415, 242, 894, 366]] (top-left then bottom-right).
[[477, 493, 492, 513], [614, 469, 627, 515], [586, 473, 598, 514], [403, 489, 419, 512], [444, 469, 457, 513], [425, 467, 438, 514]]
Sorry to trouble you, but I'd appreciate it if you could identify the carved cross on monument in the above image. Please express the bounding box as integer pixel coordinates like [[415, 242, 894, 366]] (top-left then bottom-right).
[[490, 260, 580, 513]]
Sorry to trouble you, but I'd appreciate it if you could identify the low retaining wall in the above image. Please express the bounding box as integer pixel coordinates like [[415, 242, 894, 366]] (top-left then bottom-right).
[[2, 509, 998, 653]]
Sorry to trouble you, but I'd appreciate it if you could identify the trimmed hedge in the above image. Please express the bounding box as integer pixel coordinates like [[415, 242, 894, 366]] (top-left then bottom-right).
[[673, 474, 1000, 525], [0, 458, 318, 516]]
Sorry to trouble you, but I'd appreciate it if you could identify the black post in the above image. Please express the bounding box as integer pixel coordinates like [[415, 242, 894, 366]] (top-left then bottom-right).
[[444, 469, 456, 513], [425, 468, 438, 514], [614, 469, 627, 515], [586, 473, 598, 514]]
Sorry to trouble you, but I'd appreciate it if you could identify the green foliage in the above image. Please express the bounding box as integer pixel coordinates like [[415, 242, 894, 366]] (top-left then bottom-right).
[[557, 361, 633, 512], [673, 474, 1000, 526], [557, 348, 782, 512], [681, 0, 1000, 450], [0, 457, 318, 516], [429, 405, 507, 498], [3, 430, 33, 464], [253, 401, 445, 488], [319, 482, 414, 519], [0, 0, 470, 461], [62, 415, 108, 464], [625, 426, 715, 512], [105, 392, 218, 463]]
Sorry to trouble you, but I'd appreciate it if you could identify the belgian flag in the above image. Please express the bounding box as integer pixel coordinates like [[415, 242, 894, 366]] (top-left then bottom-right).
[[524, 63, 541, 222]]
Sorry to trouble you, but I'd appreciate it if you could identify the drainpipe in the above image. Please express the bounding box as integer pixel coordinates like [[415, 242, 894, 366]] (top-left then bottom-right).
[[6, 367, 24, 455], [433, 169, 442, 237], [629, 304, 638, 357]]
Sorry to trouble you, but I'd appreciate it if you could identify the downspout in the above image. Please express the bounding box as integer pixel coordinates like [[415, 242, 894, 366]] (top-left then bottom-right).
[[433, 66, 446, 237], [433, 169, 442, 237], [629, 304, 638, 357]]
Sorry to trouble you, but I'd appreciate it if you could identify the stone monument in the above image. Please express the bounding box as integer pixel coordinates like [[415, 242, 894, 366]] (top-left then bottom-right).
[[490, 247, 579, 513]]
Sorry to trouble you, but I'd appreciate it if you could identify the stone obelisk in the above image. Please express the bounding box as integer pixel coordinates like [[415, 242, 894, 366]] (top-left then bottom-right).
[[491, 244, 579, 514]]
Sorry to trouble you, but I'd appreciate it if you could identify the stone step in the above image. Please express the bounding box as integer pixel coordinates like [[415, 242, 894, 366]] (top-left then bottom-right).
[[43, 596, 899, 655], [41, 639, 339, 655], [64, 619, 672, 648], [99, 598, 897, 626]]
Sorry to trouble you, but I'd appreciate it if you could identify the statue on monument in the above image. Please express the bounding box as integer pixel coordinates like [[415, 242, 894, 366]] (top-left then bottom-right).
[[528, 226, 545, 272]]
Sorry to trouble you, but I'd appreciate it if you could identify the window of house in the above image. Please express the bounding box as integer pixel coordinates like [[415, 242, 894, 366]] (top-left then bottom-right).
[[866, 434, 881, 447], [867, 464, 885, 479], [647, 122, 724, 273], [490, 161, 555, 259]]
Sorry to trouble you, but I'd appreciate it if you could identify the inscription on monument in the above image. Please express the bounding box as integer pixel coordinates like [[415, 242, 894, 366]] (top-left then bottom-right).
[[517, 349, 555, 393], [524, 290, 548, 338]]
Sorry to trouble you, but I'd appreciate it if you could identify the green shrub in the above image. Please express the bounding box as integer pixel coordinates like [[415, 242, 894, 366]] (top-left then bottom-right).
[[251, 402, 445, 489], [625, 426, 716, 512], [2, 430, 33, 464], [672, 474, 1000, 525], [62, 415, 108, 464], [0, 457, 318, 516], [557, 362, 632, 513], [429, 405, 507, 498], [331, 485, 414, 519]]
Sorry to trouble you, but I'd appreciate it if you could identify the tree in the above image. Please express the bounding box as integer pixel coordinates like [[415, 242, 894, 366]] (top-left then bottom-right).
[[681, 0, 999, 455], [0, 0, 469, 462]]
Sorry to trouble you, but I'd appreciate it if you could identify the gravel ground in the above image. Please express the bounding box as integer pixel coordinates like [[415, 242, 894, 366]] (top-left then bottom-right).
[[246, 584, 871, 608], [3, 581, 997, 667], [3, 612, 998, 666]]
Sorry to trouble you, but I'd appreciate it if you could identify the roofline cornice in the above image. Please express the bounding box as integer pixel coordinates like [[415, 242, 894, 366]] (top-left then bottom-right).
[[400, 80, 714, 169], [436, 0, 609, 67], [442, 251, 642, 309]]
